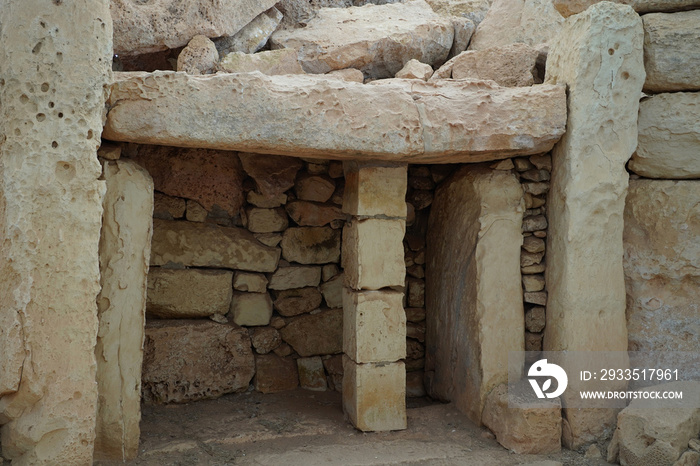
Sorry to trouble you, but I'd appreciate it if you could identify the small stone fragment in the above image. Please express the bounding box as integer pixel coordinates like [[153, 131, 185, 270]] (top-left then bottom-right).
[[281, 226, 341, 264], [522, 274, 545, 292], [320, 274, 343, 309], [525, 307, 546, 333], [177, 35, 218, 75], [233, 272, 268, 293], [395, 59, 433, 80], [185, 200, 208, 222], [522, 215, 548, 232], [326, 68, 364, 83], [522, 236, 545, 253], [229, 292, 273, 326], [245, 207, 288, 233], [524, 292, 547, 306], [251, 327, 281, 354], [297, 356, 327, 391], [268, 265, 322, 290], [215, 7, 283, 55], [295, 175, 336, 203], [273, 287, 323, 317], [154, 193, 186, 220], [280, 308, 343, 357], [521, 251, 544, 267]]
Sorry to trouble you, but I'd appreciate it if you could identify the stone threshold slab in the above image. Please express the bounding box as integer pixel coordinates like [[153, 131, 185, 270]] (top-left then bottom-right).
[[104, 71, 567, 163]]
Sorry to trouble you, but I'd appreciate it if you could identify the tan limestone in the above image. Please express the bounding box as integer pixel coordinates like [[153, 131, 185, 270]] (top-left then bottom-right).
[[215, 7, 283, 56], [543, 2, 645, 449], [245, 207, 289, 233], [154, 193, 186, 220], [218, 50, 305, 76], [268, 266, 322, 290], [343, 290, 406, 364], [146, 268, 233, 319], [233, 272, 268, 293], [104, 72, 567, 163], [238, 153, 303, 199], [280, 227, 341, 264], [150, 219, 280, 272], [295, 175, 336, 203], [95, 160, 153, 461], [343, 163, 408, 218], [326, 68, 365, 83], [0, 0, 111, 462], [425, 0, 492, 26], [177, 35, 218, 75], [297, 357, 328, 391], [343, 219, 406, 290], [426, 165, 524, 424], [273, 287, 323, 317], [320, 274, 344, 309], [451, 44, 540, 86], [643, 10, 700, 92], [554, 0, 700, 15], [111, 0, 278, 55], [342, 357, 407, 432], [624, 180, 700, 353], [286, 201, 346, 227], [629, 93, 700, 179], [251, 327, 281, 355], [279, 309, 343, 357], [254, 354, 299, 393], [395, 60, 434, 80], [230, 292, 273, 326]]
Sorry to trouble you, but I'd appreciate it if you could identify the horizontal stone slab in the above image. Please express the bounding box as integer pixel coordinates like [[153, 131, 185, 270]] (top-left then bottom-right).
[[554, 0, 700, 16], [104, 71, 567, 163]]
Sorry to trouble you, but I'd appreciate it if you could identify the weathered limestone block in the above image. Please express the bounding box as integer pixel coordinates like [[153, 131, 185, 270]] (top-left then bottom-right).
[[343, 357, 407, 431], [218, 49, 305, 76], [215, 7, 283, 56], [251, 327, 281, 354], [245, 207, 288, 233], [295, 175, 335, 203], [643, 10, 700, 93], [343, 219, 406, 290], [280, 308, 343, 356], [268, 265, 322, 290], [238, 153, 303, 199], [481, 384, 562, 454], [450, 44, 540, 87], [233, 272, 268, 293], [230, 292, 273, 326], [95, 160, 153, 461], [426, 165, 524, 424], [146, 268, 233, 319], [0, 0, 111, 463], [343, 290, 406, 363], [111, 0, 278, 55], [254, 354, 299, 393], [129, 145, 245, 216], [543, 2, 645, 449], [142, 320, 255, 403], [270, 0, 454, 79], [150, 219, 280, 272], [273, 287, 323, 317], [297, 356, 328, 391], [104, 72, 567, 163], [629, 93, 700, 178], [320, 274, 343, 309], [554, 0, 700, 16], [281, 227, 341, 264], [624, 180, 700, 353], [395, 60, 433, 80], [468, 0, 564, 51], [326, 68, 365, 83], [343, 163, 407, 218], [609, 382, 700, 466], [154, 193, 186, 220], [286, 201, 346, 227], [177, 35, 218, 75]]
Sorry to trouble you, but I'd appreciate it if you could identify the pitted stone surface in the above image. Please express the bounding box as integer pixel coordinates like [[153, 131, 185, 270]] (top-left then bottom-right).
[[554, 0, 700, 15]]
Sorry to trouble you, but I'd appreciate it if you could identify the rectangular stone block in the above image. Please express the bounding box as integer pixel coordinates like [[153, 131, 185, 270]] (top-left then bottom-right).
[[342, 356, 406, 432], [342, 162, 407, 218], [147, 268, 232, 319], [343, 289, 406, 363], [342, 219, 405, 290]]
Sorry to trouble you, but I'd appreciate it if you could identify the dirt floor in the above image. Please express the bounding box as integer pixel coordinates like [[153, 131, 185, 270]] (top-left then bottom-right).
[[93, 389, 611, 466]]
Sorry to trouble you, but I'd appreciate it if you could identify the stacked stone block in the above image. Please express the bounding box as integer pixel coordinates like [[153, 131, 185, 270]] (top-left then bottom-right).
[[341, 162, 408, 432]]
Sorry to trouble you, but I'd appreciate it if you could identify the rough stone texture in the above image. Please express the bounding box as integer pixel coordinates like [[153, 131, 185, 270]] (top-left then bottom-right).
[[395, 60, 433, 80], [425, 0, 492, 27], [296, 175, 335, 203], [286, 201, 346, 227], [146, 268, 233, 319], [246, 207, 289, 233], [230, 292, 273, 326], [104, 72, 567, 163], [95, 160, 153, 461], [273, 287, 323, 317], [218, 49, 305, 75], [233, 272, 268, 293], [129, 145, 245, 216], [343, 357, 407, 431], [320, 274, 344, 309], [177, 35, 218, 75], [468, 0, 565, 51], [623, 180, 700, 353], [554, 0, 700, 16], [609, 382, 700, 466], [0, 0, 112, 463], [154, 193, 186, 220], [343, 290, 406, 364], [297, 356, 328, 391], [280, 308, 343, 356], [142, 320, 255, 403], [254, 354, 299, 394], [150, 219, 280, 272], [543, 3, 645, 449], [268, 266, 322, 290], [643, 10, 700, 93], [238, 153, 303, 199], [426, 166, 524, 424], [111, 0, 278, 55], [481, 384, 562, 454], [629, 93, 700, 179], [270, 0, 454, 79], [449, 17, 477, 59], [343, 219, 406, 290], [251, 327, 281, 354], [215, 7, 283, 56], [326, 68, 365, 83], [343, 163, 407, 218], [525, 307, 546, 333], [281, 227, 341, 264], [451, 44, 540, 86]]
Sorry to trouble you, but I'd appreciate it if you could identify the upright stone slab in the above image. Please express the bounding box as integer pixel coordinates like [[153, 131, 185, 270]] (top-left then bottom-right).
[[341, 162, 407, 432], [543, 3, 645, 449], [0, 0, 112, 463], [425, 165, 524, 424], [95, 160, 154, 461]]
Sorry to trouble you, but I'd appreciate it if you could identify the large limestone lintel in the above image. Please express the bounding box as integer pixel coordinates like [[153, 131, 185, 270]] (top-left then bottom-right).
[[0, 0, 112, 463], [425, 165, 524, 425], [553, 0, 700, 16], [543, 2, 645, 450], [95, 159, 154, 461], [103, 71, 567, 163]]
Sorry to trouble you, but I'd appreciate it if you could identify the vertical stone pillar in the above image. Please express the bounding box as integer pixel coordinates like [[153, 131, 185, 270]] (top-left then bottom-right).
[[341, 162, 407, 432], [543, 2, 645, 450], [95, 159, 154, 461], [0, 0, 112, 463]]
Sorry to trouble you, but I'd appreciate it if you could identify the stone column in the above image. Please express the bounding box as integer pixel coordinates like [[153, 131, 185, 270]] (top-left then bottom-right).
[[95, 159, 154, 461], [543, 2, 645, 450], [0, 0, 112, 463], [341, 162, 407, 431]]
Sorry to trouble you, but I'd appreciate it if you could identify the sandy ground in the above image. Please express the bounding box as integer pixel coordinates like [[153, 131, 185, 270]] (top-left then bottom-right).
[[93, 389, 611, 466]]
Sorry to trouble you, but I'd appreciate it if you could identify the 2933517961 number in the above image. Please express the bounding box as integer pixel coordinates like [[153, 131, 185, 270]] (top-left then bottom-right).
[[600, 368, 679, 381]]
